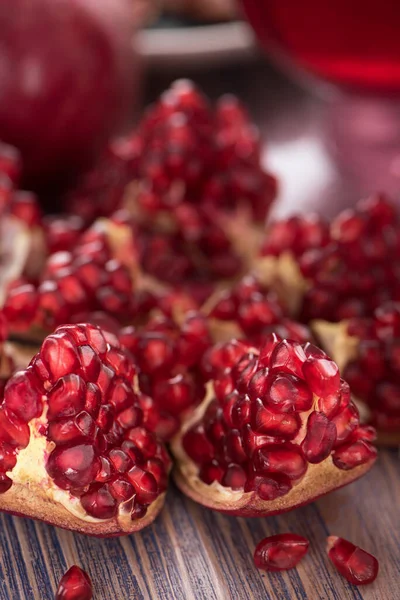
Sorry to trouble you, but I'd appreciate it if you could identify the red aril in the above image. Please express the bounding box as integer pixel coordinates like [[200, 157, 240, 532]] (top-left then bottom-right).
[[56, 565, 93, 600], [327, 536, 379, 585], [254, 533, 309, 571]]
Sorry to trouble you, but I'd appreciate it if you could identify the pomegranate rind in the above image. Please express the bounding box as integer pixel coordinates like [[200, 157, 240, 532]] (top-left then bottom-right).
[[0, 481, 166, 536], [171, 387, 376, 517]]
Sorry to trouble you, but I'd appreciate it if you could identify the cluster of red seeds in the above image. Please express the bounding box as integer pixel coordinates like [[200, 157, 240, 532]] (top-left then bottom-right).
[[261, 195, 400, 322], [64, 81, 276, 297], [3, 221, 137, 333], [344, 302, 400, 433], [207, 275, 311, 343], [183, 335, 376, 496], [0, 324, 170, 520], [119, 311, 212, 438]]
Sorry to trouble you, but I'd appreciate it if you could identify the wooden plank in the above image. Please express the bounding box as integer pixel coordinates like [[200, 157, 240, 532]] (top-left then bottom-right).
[[0, 449, 397, 599]]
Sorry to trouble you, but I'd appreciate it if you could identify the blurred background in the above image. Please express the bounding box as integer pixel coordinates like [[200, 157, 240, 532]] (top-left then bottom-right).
[[1, 0, 400, 215]]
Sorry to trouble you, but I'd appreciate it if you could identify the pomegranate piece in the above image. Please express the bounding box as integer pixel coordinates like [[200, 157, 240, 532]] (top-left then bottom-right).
[[0, 324, 170, 536], [327, 536, 379, 586], [171, 335, 376, 516], [254, 533, 309, 571], [56, 565, 92, 600], [259, 195, 400, 322], [314, 301, 400, 445], [3, 217, 140, 336]]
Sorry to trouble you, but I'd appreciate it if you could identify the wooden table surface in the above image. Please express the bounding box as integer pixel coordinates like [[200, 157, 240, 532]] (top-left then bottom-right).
[[1, 58, 399, 600], [0, 449, 398, 599]]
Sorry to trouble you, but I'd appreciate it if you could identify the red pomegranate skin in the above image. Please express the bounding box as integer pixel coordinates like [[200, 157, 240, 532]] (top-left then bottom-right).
[[0, 0, 137, 191]]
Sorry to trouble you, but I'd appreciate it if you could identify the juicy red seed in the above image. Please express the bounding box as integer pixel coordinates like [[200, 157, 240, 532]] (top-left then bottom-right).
[[301, 412, 337, 464], [47, 375, 86, 420], [96, 404, 113, 431], [152, 374, 194, 415], [269, 340, 307, 379], [40, 334, 80, 382], [127, 466, 158, 504], [108, 379, 136, 412], [4, 370, 43, 422], [253, 445, 307, 480], [231, 396, 251, 428], [80, 483, 118, 519], [96, 457, 112, 483], [248, 369, 269, 401], [221, 464, 247, 490], [109, 478, 135, 502], [267, 374, 313, 413], [136, 335, 175, 375], [254, 534, 309, 571], [351, 425, 377, 442], [144, 458, 168, 492], [332, 440, 377, 470], [117, 406, 142, 429], [78, 345, 101, 381], [244, 473, 292, 500], [332, 403, 360, 445], [182, 427, 215, 464], [251, 398, 301, 438], [84, 384, 101, 416], [55, 566, 93, 600], [327, 536, 379, 585], [258, 333, 282, 367], [224, 430, 247, 464], [0, 444, 17, 471], [0, 473, 12, 494], [109, 449, 132, 473], [46, 444, 100, 491], [199, 461, 224, 484], [232, 355, 259, 393], [302, 357, 340, 397], [0, 408, 30, 448], [125, 427, 158, 458], [131, 501, 147, 521]]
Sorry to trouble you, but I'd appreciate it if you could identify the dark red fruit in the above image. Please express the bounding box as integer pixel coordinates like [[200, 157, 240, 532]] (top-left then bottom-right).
[[0, 324, 170, 535], [55, 565, 92, 600], [254, 533, 309, 571], [172, 335, 376, 516], [327, 536, 379, 585]]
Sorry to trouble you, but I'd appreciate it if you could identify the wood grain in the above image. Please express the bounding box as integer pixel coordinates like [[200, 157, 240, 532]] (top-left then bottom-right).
[[0, 449, 398, 599]]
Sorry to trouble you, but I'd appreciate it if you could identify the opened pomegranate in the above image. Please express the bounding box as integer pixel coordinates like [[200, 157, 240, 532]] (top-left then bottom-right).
[[56, 565, 93, 600], [204, 274, 311, 345], [0, 0, 137, 193], [0, 323, 170, 536], [2, 216, 139, 339], [313, 302, 400, 445], [254, 533, 309, 571], [258, 195, 400, 322], [171, 335, 376, 516], [327, 537, 379, 586], [66, 81, 277, 299]]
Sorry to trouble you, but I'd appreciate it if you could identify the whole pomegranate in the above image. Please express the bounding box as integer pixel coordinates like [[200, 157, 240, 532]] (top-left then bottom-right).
[[0, 0, 137, 192]]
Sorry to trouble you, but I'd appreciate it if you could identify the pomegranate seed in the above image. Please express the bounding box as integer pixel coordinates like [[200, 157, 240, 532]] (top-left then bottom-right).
[[327, 536, 379, 585], [244, 474, 292, 500], [332, 440, 377, 470], [4, 370, 43, 422], [55, 565, 92, 600], [302, 357, 340, 397], [80, 483, 118, 519], [47, 444, 100, 490], [254, 534, 309, 571], [127, 466, 158, 503], [267, 374, 313, 413], [301, 412, 337, 463], [221, 464, 247, 490], [254, 445, 308, 480]]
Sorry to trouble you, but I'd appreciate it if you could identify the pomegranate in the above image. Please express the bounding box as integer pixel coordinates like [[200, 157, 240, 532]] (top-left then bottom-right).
[[56, 565, 92, 600], [204, 274, 311, 345], [258, 195, 400, 322], [313, 302, 400, 445], [2, 216, 139, 339], [0, 0, 137, 193], [67, 81, 277, 299], [171, 335, 376, 516], [119, 310, 212, 439], [254, 533, 309, 571], [0, 323, 170, 535], [327, 536, 379, 585]]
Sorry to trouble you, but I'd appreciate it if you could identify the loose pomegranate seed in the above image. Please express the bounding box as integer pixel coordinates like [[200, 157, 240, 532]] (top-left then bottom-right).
[[55, 565, 93, 600], [327, 536, 379, 585], [254, 533, 309, 571]]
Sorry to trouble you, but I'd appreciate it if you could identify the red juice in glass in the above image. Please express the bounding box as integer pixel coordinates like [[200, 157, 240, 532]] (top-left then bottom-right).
[[241, 0, 400, 92]]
